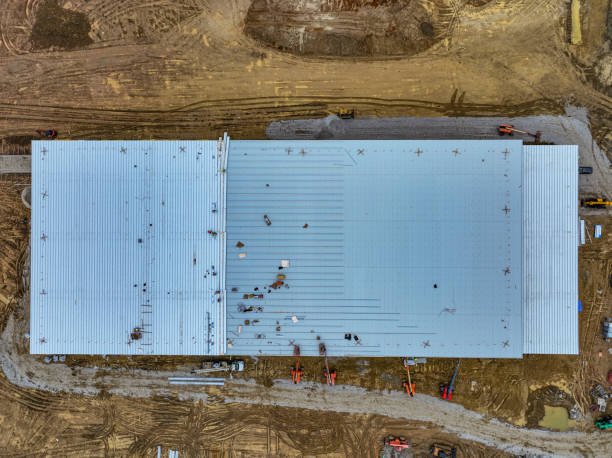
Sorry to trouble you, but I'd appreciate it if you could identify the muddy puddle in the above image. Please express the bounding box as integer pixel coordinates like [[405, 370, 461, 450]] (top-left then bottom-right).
[[538, 406, 576, 431]]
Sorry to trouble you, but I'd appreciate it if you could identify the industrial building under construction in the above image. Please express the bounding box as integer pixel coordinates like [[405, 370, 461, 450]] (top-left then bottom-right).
[[29, 137, 578, 358]]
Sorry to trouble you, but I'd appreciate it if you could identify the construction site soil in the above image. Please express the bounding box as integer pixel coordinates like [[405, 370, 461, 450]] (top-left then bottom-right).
[[0, 0, 611, 456], [244, 0, 442, 57]]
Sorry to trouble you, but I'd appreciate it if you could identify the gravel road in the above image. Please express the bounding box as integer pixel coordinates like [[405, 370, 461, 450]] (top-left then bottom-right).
[[267, 106, 612, 199], [2, 315, 610, 458]]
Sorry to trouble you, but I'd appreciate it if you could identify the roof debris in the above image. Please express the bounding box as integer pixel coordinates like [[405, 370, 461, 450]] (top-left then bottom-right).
[[236, 241, 245, 248], [263, 214, 272, 226]]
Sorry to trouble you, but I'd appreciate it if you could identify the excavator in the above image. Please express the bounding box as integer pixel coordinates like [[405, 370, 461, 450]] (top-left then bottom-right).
[[581, 198, 612, 208], [498, 124, 542, 143]]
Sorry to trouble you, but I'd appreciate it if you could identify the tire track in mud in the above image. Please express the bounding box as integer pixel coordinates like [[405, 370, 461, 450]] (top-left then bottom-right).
[[0, 374, 63, 413], [122, 399, 249, 456], [488, 0, 560, 25], [0, 0, 32, 56], [0, 97, 567, 139], [437, 0, 466, 43]]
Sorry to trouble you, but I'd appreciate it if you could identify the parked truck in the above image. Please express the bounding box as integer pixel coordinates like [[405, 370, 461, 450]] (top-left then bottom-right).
[[192, 360, 245, 374]]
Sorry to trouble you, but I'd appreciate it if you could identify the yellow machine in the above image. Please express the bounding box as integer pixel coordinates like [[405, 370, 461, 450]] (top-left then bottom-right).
[[337, 108, 354, 119], [581, 198, 612, 208]]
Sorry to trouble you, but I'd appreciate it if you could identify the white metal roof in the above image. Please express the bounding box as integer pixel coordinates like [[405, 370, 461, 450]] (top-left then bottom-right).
[[30, 139, 228, 355], [29, 138, 579, 357], [225, 140, 525, 358], [522, 145, 579, 354]]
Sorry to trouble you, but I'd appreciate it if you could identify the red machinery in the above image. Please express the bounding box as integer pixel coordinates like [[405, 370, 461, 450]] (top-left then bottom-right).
[[291, 345, 303, 384], [36, 129, 58, 139], [498, 124, 542, 143], [402, 358, 416, 397], [440, 361, 460, 400], [320, 343, 337, 385], [384, 436, 410, 452]]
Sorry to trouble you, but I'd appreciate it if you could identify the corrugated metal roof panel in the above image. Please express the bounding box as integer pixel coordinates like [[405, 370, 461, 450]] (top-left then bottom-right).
[[31, 138, 579, 357], [30, 140, 227, 355], [225, 140, 524, 358], [522, 145, 578, 354]]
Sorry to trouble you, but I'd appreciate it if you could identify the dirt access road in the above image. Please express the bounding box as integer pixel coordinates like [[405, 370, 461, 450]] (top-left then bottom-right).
[[268, 106, 612, 198], [0, 0, 609, 143], [1, 316, 610, 457]]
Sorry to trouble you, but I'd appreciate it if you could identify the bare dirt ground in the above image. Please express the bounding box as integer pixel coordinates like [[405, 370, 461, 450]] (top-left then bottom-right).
[[0, 0, 611, 456]]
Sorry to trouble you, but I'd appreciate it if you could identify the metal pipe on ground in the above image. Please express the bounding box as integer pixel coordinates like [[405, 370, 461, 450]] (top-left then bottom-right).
[[169, 381, 225, 386], [168, 377, 225, 381], [168, 376, 225, 386]]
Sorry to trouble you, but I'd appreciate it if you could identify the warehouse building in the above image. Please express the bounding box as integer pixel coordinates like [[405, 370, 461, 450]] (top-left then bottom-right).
[[30, 138, 578, 357]]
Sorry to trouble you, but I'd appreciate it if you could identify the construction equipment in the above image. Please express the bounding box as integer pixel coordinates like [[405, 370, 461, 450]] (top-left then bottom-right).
[[320, 343, 337, 385], [595, 415, 612, 430], [291, 345, 303, 384], [402, 358, 416, 397], [430, 444, 457, 458], [337, 108, 355, 119], [440, 361, 460, 400], [581, 198, 612, 208], [497, 124, 542, 143], [381, 436, 410, 458], [36, 129, 58, 139]]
